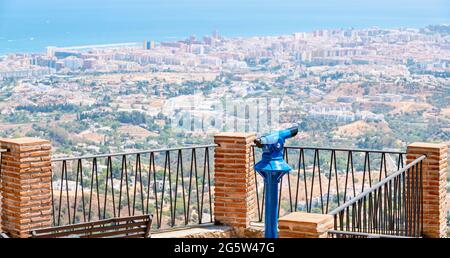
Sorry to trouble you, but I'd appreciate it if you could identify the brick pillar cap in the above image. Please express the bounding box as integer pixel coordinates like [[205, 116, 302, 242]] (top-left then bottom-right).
[[0, 137, 50, 145], [407, 142, 448, 149], [279, 212, 333, 224], [214, 132, 256, 138]]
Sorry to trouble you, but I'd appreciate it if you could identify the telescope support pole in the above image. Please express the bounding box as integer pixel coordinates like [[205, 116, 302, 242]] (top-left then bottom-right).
[[264, 172, 281, 238]]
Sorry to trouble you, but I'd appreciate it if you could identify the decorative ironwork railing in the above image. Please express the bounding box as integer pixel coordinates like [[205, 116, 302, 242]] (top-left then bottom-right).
[[51, 145, 215, 229], [328, 155, 426, 238], [251, 146, 407, 221], [49, 143, 423, 236]]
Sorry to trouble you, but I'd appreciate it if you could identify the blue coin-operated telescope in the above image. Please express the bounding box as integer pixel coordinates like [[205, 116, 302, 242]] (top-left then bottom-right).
[[254, 126, 299, 238]]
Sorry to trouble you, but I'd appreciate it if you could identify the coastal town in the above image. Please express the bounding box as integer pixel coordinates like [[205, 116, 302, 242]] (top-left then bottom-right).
[[0, 25, 449, 157]]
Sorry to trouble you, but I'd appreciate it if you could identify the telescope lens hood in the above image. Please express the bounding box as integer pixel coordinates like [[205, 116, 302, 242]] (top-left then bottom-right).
[[289, 126, 299, 137]]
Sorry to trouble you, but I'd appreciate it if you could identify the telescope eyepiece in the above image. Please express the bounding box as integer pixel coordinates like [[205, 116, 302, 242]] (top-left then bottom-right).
[[254, 138, 263, 148]]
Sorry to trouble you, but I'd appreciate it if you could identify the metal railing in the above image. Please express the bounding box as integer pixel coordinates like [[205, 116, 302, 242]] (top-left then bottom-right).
[[251, 146, 406, 221], [51, 144, 216, 230], [328, 155, 426, 238]]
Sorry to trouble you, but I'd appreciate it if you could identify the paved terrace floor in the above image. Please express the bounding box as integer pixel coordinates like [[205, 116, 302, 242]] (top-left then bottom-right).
[[151, 222, 265, 238]]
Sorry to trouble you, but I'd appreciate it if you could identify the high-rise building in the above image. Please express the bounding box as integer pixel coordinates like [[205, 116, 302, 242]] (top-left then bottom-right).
[[203, 36, 212, 45], [46, 46, 57, 57], [212, 30, 220, 39], [143, 40, 155, 50]]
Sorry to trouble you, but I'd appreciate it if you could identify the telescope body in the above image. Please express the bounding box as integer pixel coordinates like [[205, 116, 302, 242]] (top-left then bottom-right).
[[254, 126, 298, 238]]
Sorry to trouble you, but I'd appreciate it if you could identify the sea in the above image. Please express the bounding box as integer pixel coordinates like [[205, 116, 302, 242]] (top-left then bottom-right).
[[0, 0, 449, 55]]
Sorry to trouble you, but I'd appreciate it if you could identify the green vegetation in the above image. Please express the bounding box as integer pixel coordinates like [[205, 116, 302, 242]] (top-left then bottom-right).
[[16, 103, 81, 113]]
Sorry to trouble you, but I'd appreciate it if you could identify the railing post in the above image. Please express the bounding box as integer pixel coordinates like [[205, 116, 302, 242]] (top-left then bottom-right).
[[213, 132, 257, 232], [407, 142, 448, 238], [0, 138, 52, 238], [278, 212, 333, 238]]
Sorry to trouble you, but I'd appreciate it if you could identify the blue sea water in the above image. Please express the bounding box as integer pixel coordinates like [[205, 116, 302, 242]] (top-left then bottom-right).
[[0, 0, 449, 54]]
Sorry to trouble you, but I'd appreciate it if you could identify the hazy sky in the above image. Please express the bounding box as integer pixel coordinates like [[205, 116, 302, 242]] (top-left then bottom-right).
[[1, 0, 448, 24], [0, 0, 448, 53]]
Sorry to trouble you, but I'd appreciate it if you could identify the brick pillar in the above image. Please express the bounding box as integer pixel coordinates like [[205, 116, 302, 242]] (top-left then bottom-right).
[[0, 148, 5, 232], [406, 142, 448, 238], [0, 138, 52, 238], [213, 132, 257, 229], [278, 212, 333, 238]]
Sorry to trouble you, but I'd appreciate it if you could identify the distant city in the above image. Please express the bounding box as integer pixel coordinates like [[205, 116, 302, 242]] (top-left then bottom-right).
[[0, 25, 449, 157]]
